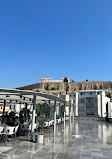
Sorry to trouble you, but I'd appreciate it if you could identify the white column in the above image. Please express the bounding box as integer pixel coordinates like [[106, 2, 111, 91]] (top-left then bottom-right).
[[56, 105, 59, 115], [2, 100, 6, 124], [25, 103, 27, 121], [31, 95, 36, 141], [72, 99, 74, 123], [20, 104, 21, 110], [75, 92, 79, 116], [97, 95, 101, 117], [64, 103, 66, 129], [69, 103, 71, 126], [69, 102, 72, 135], [54, 101, 57, 132]]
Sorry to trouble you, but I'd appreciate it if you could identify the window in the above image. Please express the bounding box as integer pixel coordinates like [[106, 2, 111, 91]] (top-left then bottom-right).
[[10, 105, 11, 109], [88, 99, 91, 103], [90, 93, 92, 95], [81, 92, 85, 95], [83, 99, 84, 103], [97, 92, 100, 95], [70, 95, 71, 97], [81, 99, 84, 103]]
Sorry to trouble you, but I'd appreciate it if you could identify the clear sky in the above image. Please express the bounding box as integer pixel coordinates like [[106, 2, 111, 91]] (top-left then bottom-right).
[[0, 0, 112, 88]]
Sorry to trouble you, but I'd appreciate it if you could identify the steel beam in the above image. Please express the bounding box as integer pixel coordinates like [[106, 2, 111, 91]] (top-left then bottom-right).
[[2, 100, 6, 124], [54, 100, 57, 132], [31, 95, 36, 141]]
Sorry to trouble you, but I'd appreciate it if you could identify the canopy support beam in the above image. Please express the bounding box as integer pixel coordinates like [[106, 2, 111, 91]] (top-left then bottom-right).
[[25, 103, 27, 121], [31, 95, 36, 141], [2, 100, 6, 124], [72, 99, 75, 123], [64, 103, 66, 130], [69, 103, 71, 129], [54, 100, 57, 132]]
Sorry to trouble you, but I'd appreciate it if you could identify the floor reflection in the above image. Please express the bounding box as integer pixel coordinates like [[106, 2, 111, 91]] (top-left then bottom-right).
[[1, 118, 112, 158]]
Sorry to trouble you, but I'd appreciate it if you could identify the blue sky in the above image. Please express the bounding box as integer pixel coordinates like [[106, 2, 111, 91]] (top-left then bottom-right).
[[0, 0, 112, 88]]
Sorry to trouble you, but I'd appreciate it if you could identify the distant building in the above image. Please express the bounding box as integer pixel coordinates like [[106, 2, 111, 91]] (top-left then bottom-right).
[[108, 102, 112, 118], [0, 103, 10, 112], [69, 90, 110, 118], [8, 104, 24, 113], [40, 78, 70, 83], [7, 104, 33, 113]]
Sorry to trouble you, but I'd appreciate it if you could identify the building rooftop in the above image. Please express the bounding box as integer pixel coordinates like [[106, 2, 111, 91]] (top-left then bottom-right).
[[74, 90, 104, 93]]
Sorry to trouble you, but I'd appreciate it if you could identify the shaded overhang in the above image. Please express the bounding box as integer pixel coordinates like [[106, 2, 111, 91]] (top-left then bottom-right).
[[0, 89, 74, 106]]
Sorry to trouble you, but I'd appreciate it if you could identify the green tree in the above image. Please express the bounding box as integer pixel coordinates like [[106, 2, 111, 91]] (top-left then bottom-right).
[[107, 93, 111, 98], [63, 77, 68, 82], [20, 108, 32, 114], [51, 87, 56, 91], [38, 116, 48, 133], [46, 85, 50, 91], [20, 107, 25, 113], [36, 106, 43, 116]]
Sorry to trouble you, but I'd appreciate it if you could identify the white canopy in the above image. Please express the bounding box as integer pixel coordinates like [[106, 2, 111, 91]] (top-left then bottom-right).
[[0, 88, 72, 106], [0, 88, 75, 140]]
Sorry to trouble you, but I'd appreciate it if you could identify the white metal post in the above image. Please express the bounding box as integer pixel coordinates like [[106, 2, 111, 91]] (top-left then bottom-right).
[[25, 103, 27, 121], [31, 94, 36, 141], [64, 103, 66, 130], [54, 100, 56, 132], [72, 99, 75, 123], [2, 100, 6, 124], [75, 92, 78, 116], [69, 103, 71, 128]]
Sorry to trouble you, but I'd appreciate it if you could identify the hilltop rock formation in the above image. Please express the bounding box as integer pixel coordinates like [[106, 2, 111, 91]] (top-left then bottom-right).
[[17, 81, 112, 98]]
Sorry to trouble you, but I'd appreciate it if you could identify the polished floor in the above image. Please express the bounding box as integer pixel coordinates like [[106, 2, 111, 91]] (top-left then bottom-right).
[[1, 118, 112, 159]]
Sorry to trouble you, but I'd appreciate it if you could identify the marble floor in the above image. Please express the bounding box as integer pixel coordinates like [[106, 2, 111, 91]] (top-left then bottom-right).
[[1, 118, 112, 159]]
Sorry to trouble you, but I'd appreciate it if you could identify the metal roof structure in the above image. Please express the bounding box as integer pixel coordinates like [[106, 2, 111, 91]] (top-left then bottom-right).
[[0, 88, 75, 141], [0, 88, 73, 106]]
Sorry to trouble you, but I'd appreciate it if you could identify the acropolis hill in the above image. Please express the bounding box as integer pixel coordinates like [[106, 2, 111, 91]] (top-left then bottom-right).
[[18, 78, 112, 97]]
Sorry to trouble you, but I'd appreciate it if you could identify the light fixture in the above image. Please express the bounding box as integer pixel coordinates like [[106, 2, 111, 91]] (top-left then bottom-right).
[[6, 95, 10, 97]]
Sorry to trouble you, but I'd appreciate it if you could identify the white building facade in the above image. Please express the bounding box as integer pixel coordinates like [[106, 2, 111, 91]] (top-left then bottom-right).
[[69, 90, 110, 118], [7, 104, 32, 113], [5, 90, 111, 119]]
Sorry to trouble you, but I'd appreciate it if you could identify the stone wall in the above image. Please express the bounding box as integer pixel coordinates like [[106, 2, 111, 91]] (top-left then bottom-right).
[[17, 81, 112, 95]]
